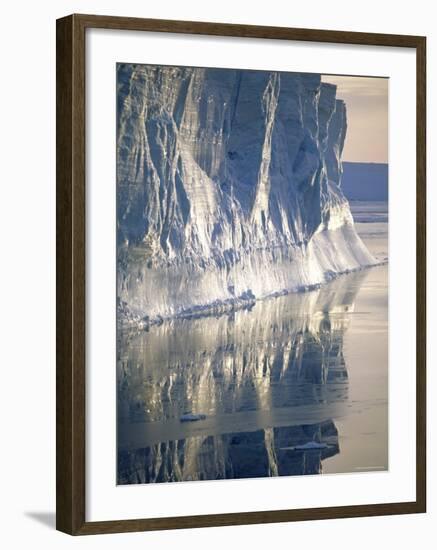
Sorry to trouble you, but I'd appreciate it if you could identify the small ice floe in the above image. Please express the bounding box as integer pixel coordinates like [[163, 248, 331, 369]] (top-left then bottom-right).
[[280, 441, 329, 451], [180, 413, 207, 422]]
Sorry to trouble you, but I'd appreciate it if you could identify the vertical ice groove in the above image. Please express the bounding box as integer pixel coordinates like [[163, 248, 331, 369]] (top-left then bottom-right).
[[117, 66, 377, 324], [251, 73, 280, 227]]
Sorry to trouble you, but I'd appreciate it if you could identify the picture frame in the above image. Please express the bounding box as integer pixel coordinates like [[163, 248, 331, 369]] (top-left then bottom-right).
[[56, 13, 426, 535]]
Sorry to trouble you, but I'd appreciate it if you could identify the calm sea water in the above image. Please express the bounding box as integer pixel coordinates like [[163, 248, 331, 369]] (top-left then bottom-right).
[[117, 201, 388, 484]]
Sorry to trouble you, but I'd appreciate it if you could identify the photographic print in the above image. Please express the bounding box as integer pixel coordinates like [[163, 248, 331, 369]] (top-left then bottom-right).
[[116, 64, 389, 485]]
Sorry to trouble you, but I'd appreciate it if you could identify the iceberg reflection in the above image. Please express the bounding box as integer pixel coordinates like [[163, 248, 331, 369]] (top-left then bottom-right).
[[117, 270, 367, 484]]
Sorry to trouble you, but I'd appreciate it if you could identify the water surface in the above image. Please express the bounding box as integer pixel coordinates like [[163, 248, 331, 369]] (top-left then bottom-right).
[[117, 202, 388, 483]]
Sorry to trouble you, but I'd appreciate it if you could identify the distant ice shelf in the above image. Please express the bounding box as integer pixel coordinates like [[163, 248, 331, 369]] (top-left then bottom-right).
[[116, 65, 377, 326]]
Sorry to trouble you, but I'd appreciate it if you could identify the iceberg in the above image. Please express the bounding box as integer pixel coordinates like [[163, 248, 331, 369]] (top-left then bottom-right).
[[280, 441, 330, 451], [117, 65, 376, 325], [179, 413, 207, 423]]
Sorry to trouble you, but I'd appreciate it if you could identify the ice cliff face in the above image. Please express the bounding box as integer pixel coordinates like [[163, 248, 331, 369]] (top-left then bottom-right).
[[117, 64, 375, 323]]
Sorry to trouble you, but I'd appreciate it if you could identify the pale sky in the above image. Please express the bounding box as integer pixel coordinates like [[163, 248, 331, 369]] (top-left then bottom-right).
[[321, 75, 388, 164]]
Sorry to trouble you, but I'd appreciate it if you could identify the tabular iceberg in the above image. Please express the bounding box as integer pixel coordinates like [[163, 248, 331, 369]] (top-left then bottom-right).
[[117, 64, 376, 325]]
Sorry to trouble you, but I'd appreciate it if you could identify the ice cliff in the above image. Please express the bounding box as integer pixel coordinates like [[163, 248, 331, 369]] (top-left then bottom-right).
[[117, 64, 375, 324]]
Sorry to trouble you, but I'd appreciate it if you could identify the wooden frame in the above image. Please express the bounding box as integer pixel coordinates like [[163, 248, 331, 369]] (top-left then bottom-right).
[[56, 13, 426, 535]]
